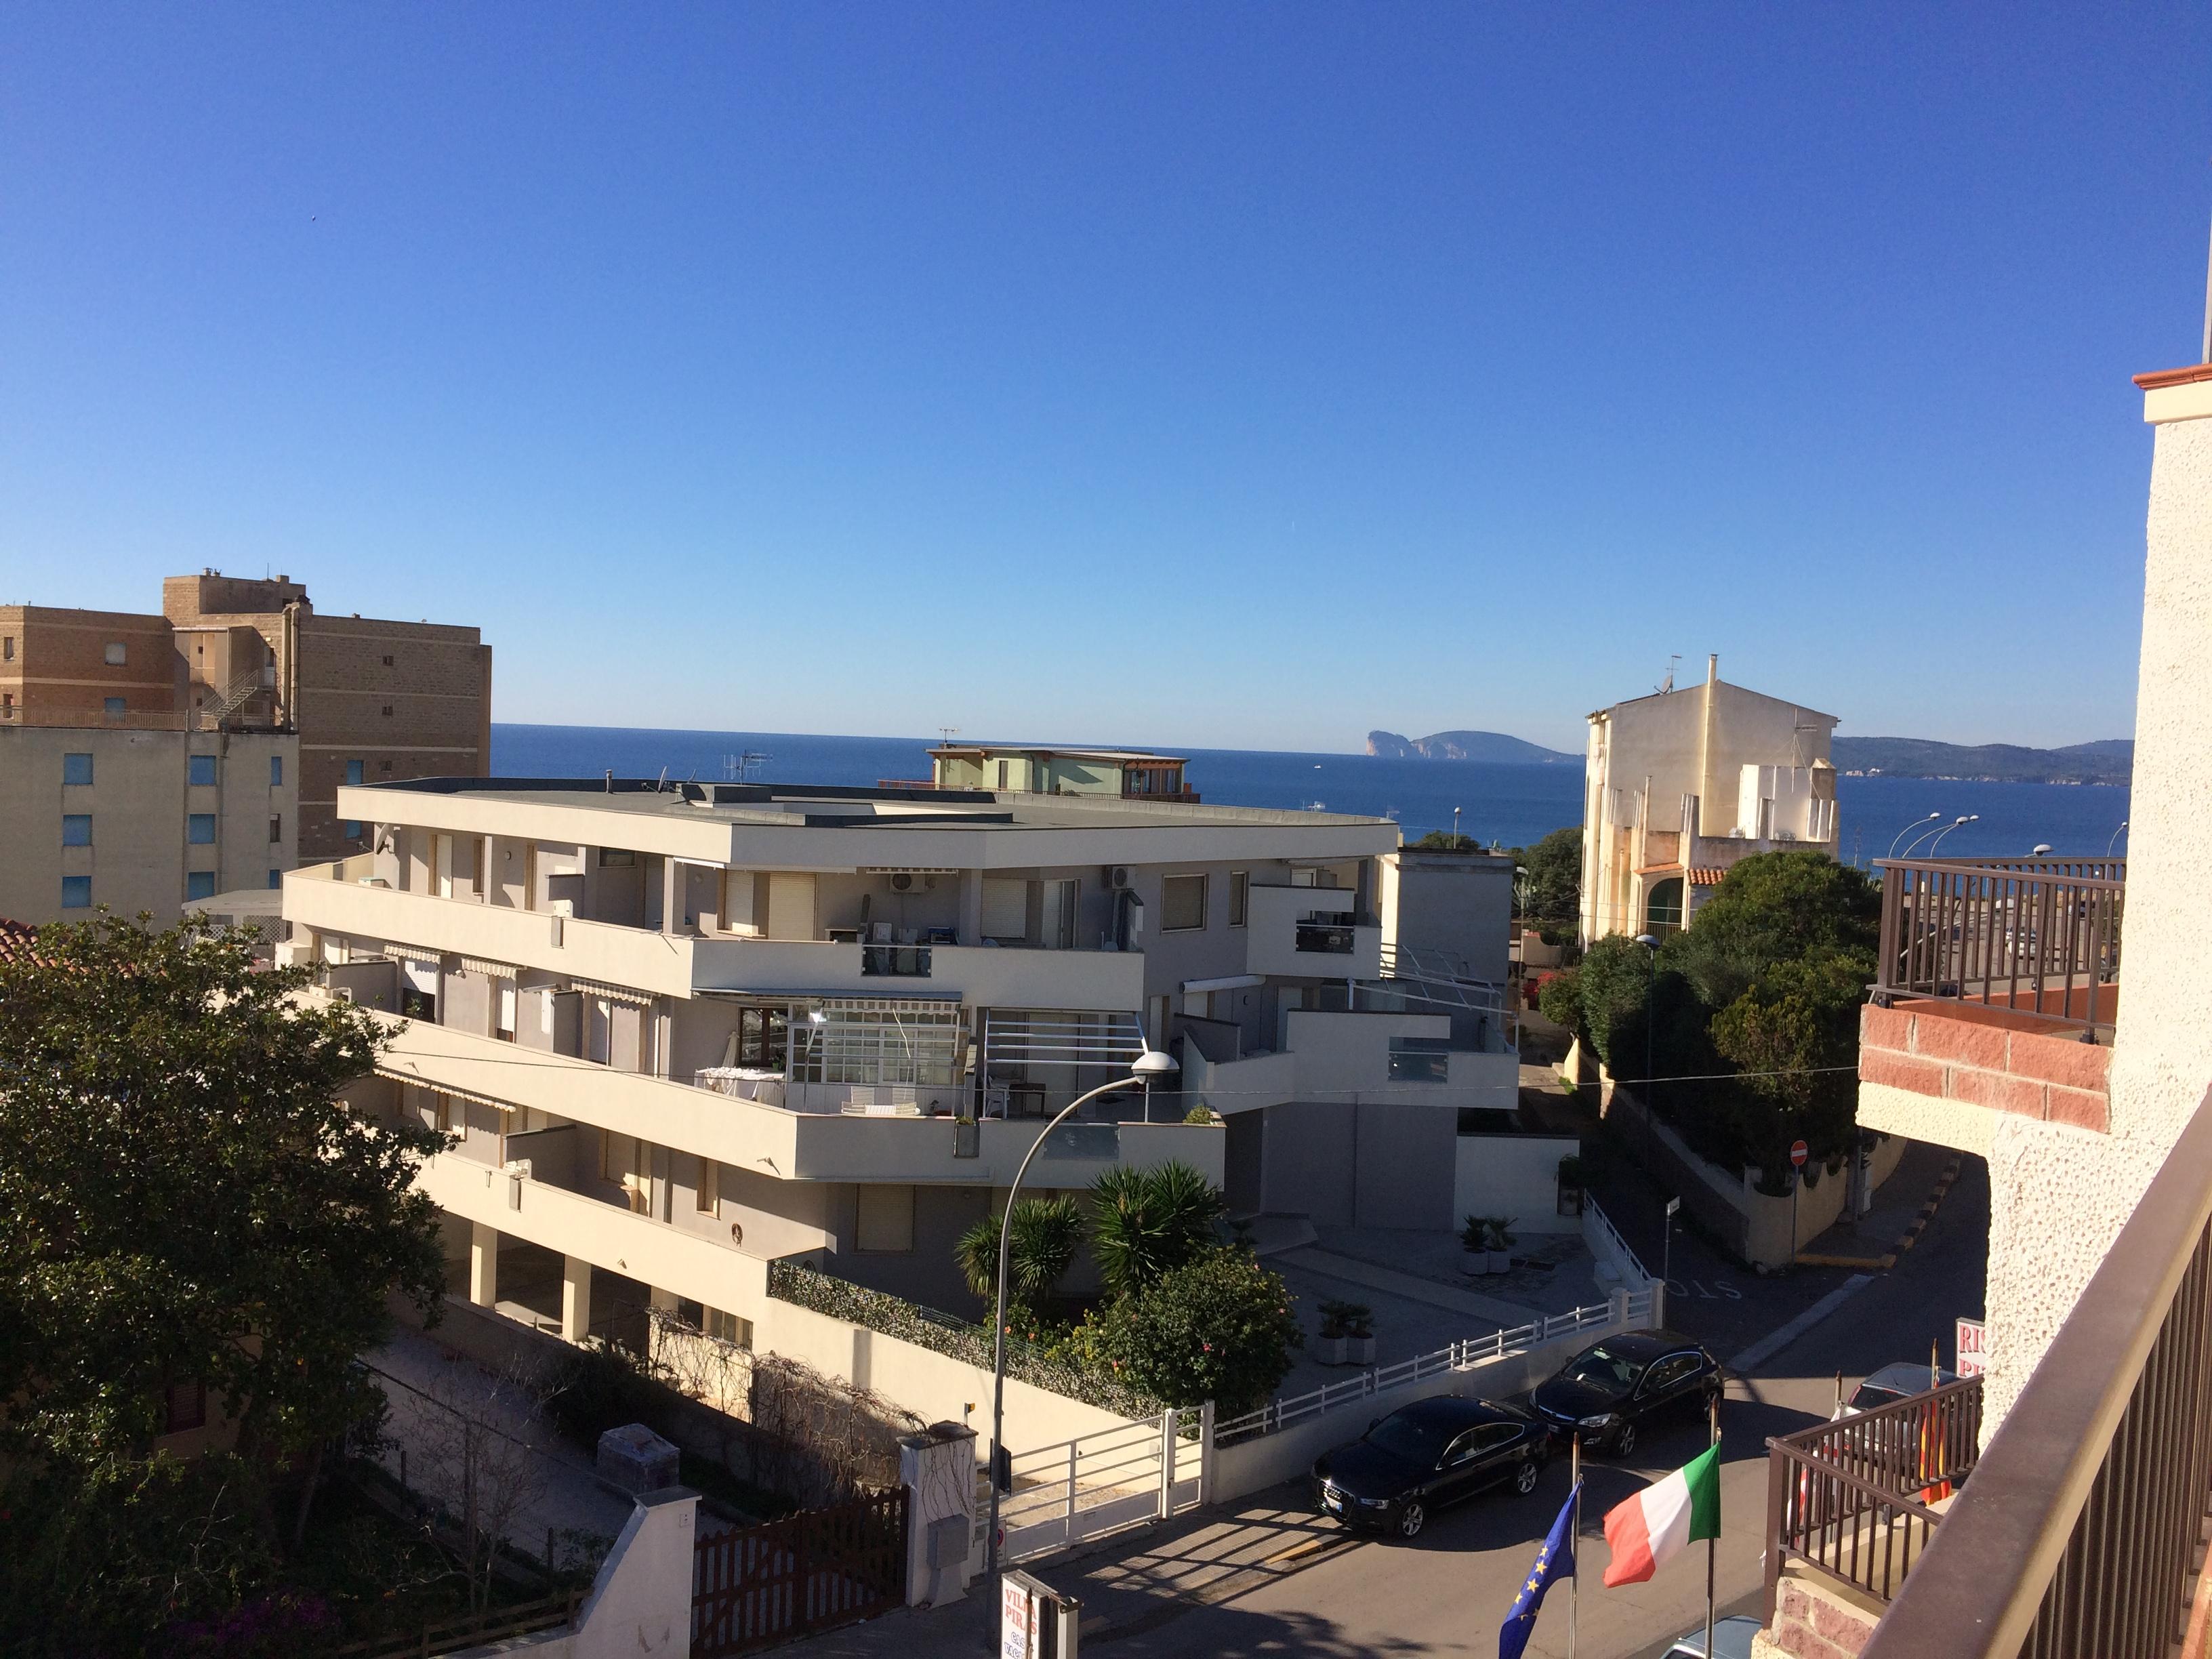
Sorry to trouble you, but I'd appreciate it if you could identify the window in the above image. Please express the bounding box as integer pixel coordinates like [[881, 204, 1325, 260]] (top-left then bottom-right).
[[61, 814, 91, 847], [161, 1379, 207, 1435], [792, 1004, 962, 1086], [598, 848, 636, 867], [1389, 1036, 1452, 1084], [676, 1296, 705, 1328], [399, 986, 436, 1021], [381, 653, 394, 667], [104, 697, 126, 717], [1, 635, 12, 660], [187, 754, 217, 787], [104, 641, 127, 665], [497, 982, 517, 1040], [186, 872, 216, 901], [268, 869, 282, 890], [380, 704, 393, 716], [736, 1006, 789, 1070], [186, 813, 216, 844], [269, 814, 282, 843], [696, 1157, 718, 1214], [344, 820, 363, 840], [855, 1184, 916, 1252], [62, 752, 92, 785], [1644, 878, 1685, 932], [1160, 874, 1208, 932], [61, 876, 91, 909], [345, 760, 365, 785], [706, 1309, 752, 1349], [996, 759, 1008, 789], [270, 756, 283, 786], [1229, 872, 1249, 928], [434, 1093, 452, 1134]]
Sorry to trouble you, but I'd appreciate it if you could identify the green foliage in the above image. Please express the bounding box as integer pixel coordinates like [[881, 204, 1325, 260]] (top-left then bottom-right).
[[1183, 1103, 1220, 1125], [1710, 946, 1874, 1185], [1575, 934, 1658, 1073], [1088, 1248, 1303, 1414], [1414, 831, 1477, 851], [1088, 1161, 1225, 1298], [541, 1338, 678, 1449], [1536, 966, 1586, 1039], [1317, 1299, 1372, 1340], [1662, 851, 1879, 1012], [0, 914, 446, 1475], [955, 1196, 1085, 1303], [1508, 825, 1582, 924]]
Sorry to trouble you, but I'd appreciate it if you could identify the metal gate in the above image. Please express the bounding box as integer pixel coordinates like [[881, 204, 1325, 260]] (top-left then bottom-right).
[[692, 1488, 909, 1656]]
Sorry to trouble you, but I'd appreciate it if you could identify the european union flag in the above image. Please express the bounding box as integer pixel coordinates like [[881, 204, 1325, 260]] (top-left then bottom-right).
[[1499, 1479, 1580, 1659]]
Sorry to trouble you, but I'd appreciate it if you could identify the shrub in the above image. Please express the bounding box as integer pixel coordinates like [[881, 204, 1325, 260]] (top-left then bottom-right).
[[1183, 1103, 1220, 1125], [541, 1340, 676, 1450], [1089, 1247, 1302, 1416], [954, 1195, 1084, 1303], [1090, 1162, 1225, 1298], [1536, 966, 1584, 1039]]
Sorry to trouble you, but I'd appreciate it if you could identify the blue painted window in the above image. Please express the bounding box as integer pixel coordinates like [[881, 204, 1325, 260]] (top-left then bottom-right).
[[270, 756, 283, 786], [268, 869, 283, 890], [345, 760, 365, 785], [344, 820, 363, 839], [61, 876, 91, 909], [188, 754, 217, 787], [61, 815, 91, 847], [103, 697, 125, 717], [187, 814, 216, 845], [62, 752, 93, 785], [186, 872, 216, 901]]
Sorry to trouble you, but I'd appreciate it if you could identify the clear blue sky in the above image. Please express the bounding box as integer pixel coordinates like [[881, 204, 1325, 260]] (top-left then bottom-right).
[[5, 5, 2207, 754]]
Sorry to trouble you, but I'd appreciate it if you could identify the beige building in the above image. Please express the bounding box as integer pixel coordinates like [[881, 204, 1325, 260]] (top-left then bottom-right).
[[0, 573, 491, 869], [1755, 352, 2212, 1654], [1578, 655, 1838, 944], [276, 778, 1523, 1353], [923, 743, 1197, 802]]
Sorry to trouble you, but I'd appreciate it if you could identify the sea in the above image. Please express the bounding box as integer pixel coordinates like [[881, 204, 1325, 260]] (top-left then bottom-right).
[[491, 724, 2135, 865]]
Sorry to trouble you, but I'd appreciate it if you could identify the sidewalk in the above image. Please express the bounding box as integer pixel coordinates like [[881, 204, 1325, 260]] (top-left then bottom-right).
[[1795, 1139, 1963, 1269], [787, 1483, 1350, 1658]]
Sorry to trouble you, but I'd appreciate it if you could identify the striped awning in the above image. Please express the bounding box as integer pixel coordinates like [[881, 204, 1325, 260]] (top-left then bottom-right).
[[380, 1067, 514, 1113], [458, 956, 516, 979], [569, 978, 655, 1006]]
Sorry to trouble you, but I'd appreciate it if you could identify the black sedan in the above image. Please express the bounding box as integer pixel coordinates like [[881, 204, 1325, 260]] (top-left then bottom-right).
[[1311, 1396, 1549, 1540], [1528, 1330, 1723, 1458]]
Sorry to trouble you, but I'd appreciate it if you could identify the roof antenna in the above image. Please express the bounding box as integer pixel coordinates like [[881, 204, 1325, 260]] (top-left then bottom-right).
[[2201, 180, 2212, 363], [1657, 654, 1680, 695], [655, 765, 669, 793], [604, 769, 613, 793]]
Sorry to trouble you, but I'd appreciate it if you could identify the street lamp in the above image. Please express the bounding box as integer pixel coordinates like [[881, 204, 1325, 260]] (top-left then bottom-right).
[[1885, 813, 1943, 860], [2108, 821, 2129, 858], [1635, 933, 1660, 1099], [1923, 814, 1980, 857], [986, 1047, 1180, 1579], [2032, 844, 2053, 857], [1900, 815, 1972, 859]]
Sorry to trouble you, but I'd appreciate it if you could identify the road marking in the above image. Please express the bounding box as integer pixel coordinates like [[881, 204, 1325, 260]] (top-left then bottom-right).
[[1262, 1535, 1338, 1566], [1729, 1274, 1874, 1373]]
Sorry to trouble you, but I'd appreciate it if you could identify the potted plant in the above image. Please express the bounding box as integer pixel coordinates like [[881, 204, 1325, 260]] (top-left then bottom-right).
[[1316, 1300, 1355, 1366], [1486, 1217, 1517, 1274], [1343, 1303, 1376, 1366], [1460, 1214, 1494, 1275], [1556, 1154, 1586, 1217]]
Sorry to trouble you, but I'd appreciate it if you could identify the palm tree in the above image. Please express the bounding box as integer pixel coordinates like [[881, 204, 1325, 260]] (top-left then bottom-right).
[[956, 1195, 1084, 1305], [1088, 1161, 1226, 1299]]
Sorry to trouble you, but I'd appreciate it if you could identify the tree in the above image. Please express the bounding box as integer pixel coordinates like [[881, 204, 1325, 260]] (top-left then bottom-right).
[[1413, 831, 1477, 851], [1709, 947, 1872, 1185], [0, 912, 447, 1630], [954, 1195, 1084, 1305], [1508, 825, 1582, 926], [1089, 1247, 1302, 1415], [1573, 935, 1656, 1076], [1663, 850, 1878, 1012], [1536, 965, 1585, 1040], [1088, 1162, 1225, 1299]]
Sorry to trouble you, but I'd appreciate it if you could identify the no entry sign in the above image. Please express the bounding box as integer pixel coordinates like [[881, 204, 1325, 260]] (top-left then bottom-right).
[[1789, 1140, 1809, 1169]]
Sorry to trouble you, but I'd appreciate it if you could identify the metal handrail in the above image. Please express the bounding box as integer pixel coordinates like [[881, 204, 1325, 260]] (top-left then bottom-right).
[[1872, 856, 2124, 1033], [1862, 1085, 2212, 1659]]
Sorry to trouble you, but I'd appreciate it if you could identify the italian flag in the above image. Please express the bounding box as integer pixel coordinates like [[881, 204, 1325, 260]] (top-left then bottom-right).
[[1601, 1443, 1721, 1587]]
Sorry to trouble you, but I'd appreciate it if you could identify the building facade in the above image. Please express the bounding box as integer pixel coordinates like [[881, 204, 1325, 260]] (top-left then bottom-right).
[[924, 743, 1197, 802], [1579, 655, 1839, 944], [278, 779, 1519, 1351]]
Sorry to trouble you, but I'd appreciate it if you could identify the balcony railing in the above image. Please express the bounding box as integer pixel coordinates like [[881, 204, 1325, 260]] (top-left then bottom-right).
[[1763, 1377, 1982, 1616], [1861, 1084, 2212, 1659], [1873, 857, 2124, 1033]]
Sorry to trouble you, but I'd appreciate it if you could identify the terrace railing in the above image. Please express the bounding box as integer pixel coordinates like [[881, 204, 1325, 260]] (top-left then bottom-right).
[[1861, 1084, 2212, 1659], [1873, 857, 2124, 1034], [1762, 1376, 1983, 1616]]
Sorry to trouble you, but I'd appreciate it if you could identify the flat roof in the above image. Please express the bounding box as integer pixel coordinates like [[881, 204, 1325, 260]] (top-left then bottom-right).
[[928, 744, 1189, 765]]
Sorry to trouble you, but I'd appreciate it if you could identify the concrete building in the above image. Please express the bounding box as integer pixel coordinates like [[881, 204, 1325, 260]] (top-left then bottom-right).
[[922, 743, 1197, 802], [277, 778, 1521, 1351], [1578, 655, 1839, 944], [1755, 349, 2212, 1654]]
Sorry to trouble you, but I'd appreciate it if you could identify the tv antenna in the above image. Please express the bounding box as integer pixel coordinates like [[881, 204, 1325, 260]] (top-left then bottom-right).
[[938, 726, 960, 744], [1657, 654, 1681, 695]]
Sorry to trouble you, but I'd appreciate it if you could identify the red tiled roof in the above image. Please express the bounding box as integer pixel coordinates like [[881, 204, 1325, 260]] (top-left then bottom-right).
[[1687, 867, 1729, 887], [0, 917, 56, 968], [2133, 363, 2212, 390]]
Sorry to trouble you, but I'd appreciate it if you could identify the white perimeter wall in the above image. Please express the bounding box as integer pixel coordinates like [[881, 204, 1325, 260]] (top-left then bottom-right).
[[1453, 1135, 1580, 1235]]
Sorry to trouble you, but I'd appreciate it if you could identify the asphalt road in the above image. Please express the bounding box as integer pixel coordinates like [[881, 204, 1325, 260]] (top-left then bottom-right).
[[1100, 1153, 1992, 1659]]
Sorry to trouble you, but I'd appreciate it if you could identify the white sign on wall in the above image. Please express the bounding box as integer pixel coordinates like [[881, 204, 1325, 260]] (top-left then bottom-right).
[[1956, 1316, 1987, 1379], [1002, 1576, 1033, 1659]]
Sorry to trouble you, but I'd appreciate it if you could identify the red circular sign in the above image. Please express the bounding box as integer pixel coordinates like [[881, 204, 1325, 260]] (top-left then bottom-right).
[[1789, 1139, 1809, 1168]]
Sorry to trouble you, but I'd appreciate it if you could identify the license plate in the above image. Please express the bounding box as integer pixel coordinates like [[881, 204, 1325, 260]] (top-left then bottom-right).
[[1324, 1492, 1344, 1512]]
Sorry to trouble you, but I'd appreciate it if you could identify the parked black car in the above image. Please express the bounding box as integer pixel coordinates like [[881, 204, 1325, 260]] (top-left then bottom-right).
[[1311, 1396, 1548, 1540], [1528, 1330, 1723, 1457]]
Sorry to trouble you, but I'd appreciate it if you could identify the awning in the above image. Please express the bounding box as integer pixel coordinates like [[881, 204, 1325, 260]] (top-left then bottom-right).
[[696, 986, 962, 1004], [1181, 974, 1264, 994], [379, 1066, 514, 1114], [458, 956, 516, 979], [983, 1010, 1147, 1071], [569, 978, 656, 1006]]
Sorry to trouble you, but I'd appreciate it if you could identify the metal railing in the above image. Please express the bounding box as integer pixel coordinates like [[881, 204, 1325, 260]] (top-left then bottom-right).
[[994, 1406, 1209, 1563], [1213, 1290, 1652, 1447], [1295, 922, 1357, 954], [1763, 1377, 1982, 1616], [1873, 857, 2124, 1033], [1862, 1084, 2212, 1659]]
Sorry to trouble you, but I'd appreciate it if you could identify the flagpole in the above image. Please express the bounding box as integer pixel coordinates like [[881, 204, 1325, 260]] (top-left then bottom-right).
[[1568, 1434, 1580, 1659], [1704, 1391, 1719, 1659]]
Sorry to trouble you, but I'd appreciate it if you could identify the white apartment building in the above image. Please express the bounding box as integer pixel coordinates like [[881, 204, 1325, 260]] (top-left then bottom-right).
[[279, 778, 1519, 1351], [1580, 655, 1839, 944]]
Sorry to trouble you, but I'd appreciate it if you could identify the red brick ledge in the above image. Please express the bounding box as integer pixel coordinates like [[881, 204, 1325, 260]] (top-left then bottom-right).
[[2135, 363, 2212, 390], [1861, 1002, 2110, 1132]]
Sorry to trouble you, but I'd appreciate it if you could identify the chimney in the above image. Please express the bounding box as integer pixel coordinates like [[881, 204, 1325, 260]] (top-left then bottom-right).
[[1706, 653, 1719, 687]]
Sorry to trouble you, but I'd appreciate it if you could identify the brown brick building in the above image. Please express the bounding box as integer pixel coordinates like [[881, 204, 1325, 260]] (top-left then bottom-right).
[[2, 571, 491, 866]]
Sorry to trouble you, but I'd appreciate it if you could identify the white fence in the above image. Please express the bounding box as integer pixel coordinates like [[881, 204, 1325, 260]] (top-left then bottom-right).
[[991, 1405, 1212, 1565], [1215, 1290, 1652, 1448], [1582, 1194, 1658, 1292]]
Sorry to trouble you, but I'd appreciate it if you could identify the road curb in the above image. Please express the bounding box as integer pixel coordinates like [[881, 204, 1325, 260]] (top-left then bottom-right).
[[1792, 1153, 1965, 1271]]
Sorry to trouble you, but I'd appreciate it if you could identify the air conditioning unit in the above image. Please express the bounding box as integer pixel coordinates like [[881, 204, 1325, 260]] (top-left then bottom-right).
[[890, 872, 918, 893], [1105, 865, 1134, 890]]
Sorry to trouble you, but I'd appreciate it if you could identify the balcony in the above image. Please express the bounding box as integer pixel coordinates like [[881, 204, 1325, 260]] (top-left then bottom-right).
[[1848, 1085, 2212, 1659], [1244, 883, 1381, 979], [1859, 857, 2124, 1149]]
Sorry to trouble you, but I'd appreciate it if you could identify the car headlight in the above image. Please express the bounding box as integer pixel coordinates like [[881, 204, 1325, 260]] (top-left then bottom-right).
[[1579, 1414, 1620, 1430], [1359, 1496, 1392, 1509]]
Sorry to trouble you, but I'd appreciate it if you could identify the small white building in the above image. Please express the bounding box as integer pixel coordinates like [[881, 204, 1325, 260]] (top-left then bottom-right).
[[1579, 655, 1839, 945], [279, 777, 1523, 1358]]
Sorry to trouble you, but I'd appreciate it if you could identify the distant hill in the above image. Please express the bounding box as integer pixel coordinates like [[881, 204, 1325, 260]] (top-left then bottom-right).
[[1831, 736, 2133, 785], [1367, 729, 1580, 766]]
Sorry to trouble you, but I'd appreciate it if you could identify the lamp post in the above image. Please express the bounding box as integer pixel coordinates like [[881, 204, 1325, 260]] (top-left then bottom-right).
[[2108, 821, 2129, 858], [1900, 815, 1971, 860], [985, 1048, 1180, 1580], [1886, 813, 1942, 861], [1635, 933, 1660, 1101], [1923, 814, 1980, 857]]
